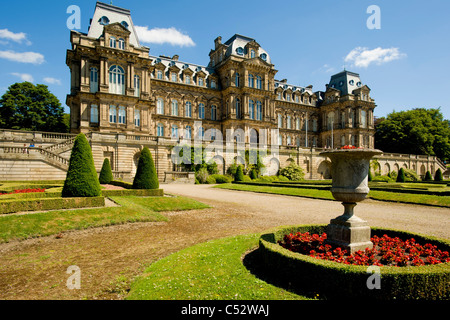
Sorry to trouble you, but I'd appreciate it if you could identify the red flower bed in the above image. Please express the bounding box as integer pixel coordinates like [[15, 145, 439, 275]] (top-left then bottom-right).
[[279, 232, 450, 267], [0, 188, 46, 196]]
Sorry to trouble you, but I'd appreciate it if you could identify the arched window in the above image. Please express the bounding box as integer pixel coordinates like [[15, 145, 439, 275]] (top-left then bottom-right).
[[109, 37, 116, 48], [171, 100, 178, 116], [248, 74, 254, 88], [109, 105, 117, 123], [118, 106, 126, 124], [157, 98, 164, 115], [185, 101, 192, 118], [256, 76, 262, 89], [134, 109, 140, 127], [171, 125, 178, 139], [256, 101, 262, 121], [249, 100, 255, 120], [157, 123, 164, 137], [198, 103, 205, 119], [90, 105, 99, 123], [134, 75, 140, 98], [90, 68, 98, 93], [211, 105, 217, 121], [99, 16, 110, 26], [109, 65, 125, 95], [118, 38, 125, 50], [185, 126, 192, 139]]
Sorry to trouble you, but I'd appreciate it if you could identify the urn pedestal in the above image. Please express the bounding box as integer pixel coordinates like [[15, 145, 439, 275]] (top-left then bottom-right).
[[320, 149, 383, 253]]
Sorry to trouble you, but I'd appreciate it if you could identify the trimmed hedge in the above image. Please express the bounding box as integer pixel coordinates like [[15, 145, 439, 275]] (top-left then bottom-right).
[[110, 180, 134, 189], [101, 189, 164, 197], [258, 225, 450, 300], [0, 197, 105, 215]]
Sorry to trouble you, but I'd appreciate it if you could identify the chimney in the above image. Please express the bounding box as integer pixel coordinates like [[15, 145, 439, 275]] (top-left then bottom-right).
[[214, 36, 222, 49]]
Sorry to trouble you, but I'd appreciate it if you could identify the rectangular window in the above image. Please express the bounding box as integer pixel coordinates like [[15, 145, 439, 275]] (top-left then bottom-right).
[[118, 106, 126, 124], [287, 115, 291, 129], [171, 73, 177, 82], [211, 105, 217, 121], [134, 109, 140, 127], [90, 105, 99, 123], [134, 76, 140, 98], [90, 68, 98, 93], [157, 70, 163, 80], [185, 75, 191, 85], [198, 77, 204, 87], [157, 98, 164, 115], [171, 126, 178, 139], [171, 100, 178, 116], [278, 114, 282, 128]]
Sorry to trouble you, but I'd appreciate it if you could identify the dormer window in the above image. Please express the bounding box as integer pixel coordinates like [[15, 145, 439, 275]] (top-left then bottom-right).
[[236, 47, 244, 56], [260, 53, 267, 61], [121, 21, 129, 29], [118, 38, 125, 50], [99, 16, 110, 26], [109, 37, 116, 48], [250, 49, 256, 58]]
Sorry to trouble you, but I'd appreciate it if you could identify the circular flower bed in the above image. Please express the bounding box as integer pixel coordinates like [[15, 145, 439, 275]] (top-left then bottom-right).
[[279, 232, 450, 267], [258, 225, 450, 300]]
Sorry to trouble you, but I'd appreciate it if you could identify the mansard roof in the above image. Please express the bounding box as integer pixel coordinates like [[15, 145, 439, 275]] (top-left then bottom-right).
[[88, 1, 141, 48]]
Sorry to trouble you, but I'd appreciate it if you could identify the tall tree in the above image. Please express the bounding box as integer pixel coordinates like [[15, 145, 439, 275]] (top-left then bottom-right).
[[375, 108, 450, 162], [0, 82, 67, 132]]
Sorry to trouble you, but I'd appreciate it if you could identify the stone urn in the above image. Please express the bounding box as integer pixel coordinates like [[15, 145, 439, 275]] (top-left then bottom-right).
[[320, 148, 383, 253]]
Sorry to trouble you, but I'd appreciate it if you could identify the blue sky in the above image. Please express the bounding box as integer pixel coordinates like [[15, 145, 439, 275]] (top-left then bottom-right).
[[0, 0, 449, 120]]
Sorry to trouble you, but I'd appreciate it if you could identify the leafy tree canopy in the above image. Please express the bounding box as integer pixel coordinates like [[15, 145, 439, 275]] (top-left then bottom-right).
[[0, 82, 68, 132], [375, 108, 450, 162]]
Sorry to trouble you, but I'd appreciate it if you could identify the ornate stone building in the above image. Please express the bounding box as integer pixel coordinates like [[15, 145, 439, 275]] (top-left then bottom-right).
[[66, 2, 376, 150], [0, 2, 446, 182]]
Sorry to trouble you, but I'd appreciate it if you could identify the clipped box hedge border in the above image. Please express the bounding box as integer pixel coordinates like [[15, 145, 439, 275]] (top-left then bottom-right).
[[0, 197, 105, 215], [101, 189, 164, 197], [258, 225, 450, 300]]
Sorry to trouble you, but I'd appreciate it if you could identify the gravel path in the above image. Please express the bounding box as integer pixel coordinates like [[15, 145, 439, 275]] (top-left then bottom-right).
[[0, 184, 448, 300]]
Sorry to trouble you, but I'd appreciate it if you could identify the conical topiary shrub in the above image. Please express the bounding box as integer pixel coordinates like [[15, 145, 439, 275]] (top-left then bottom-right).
[[434, 168, 443, 182], [235, 165, 244, 182], [396, 168, 406, 183], [133, 147, 159, 189], [424, 170, 433, 182], [62, 133, 101, 197], [99, 158, 113, 184]]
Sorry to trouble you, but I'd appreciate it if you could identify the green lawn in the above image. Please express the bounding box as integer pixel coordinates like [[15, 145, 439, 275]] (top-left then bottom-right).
[[215, 183, 450, 207], [0, 195, 210, 243], [127, 233, 306, 300]]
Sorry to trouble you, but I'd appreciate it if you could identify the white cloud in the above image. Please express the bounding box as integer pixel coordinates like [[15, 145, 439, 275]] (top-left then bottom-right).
[[0, 50, 44, 64], [11, 73, 34, 82], [0, 28, 31, 45], [135, 26, 195, 47], [43, 77, 61, 85], [344, 47, 406, 68]]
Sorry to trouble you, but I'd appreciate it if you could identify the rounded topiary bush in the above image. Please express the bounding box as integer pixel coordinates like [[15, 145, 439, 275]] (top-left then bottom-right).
[[99, 158, 113, 184], [133, 147, 159, 190], [62, 133, 101, 197], [435, 169, 444, 182], [397, 168, 406, 182], [257, 225, 450, 300], [424, 171, 433, 182]]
